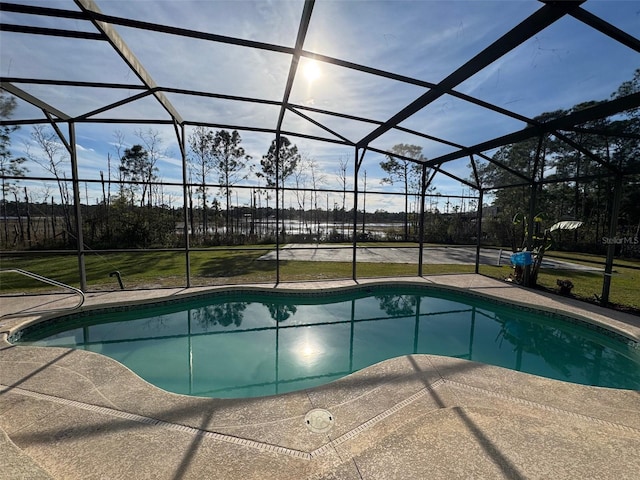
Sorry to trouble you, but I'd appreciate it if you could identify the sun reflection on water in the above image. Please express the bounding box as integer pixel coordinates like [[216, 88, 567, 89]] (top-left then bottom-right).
[[294, 331, 325, 367]]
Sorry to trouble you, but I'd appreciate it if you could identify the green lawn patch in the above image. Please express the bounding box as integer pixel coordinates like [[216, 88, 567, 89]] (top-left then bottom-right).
[[1, 247, 637, 315]]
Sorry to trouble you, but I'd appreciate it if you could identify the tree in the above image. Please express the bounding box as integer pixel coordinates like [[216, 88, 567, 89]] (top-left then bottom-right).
[[293, 158, 309, 234], [473, 123, 561, 250], [337, 156, 349, 237], [258, 136, 300, 238], [188, 126, 216, 235], [375, 294, 417, 316], [95, 130, 126, 244], [134, 128, 165, 207], [552, 102, 612, 246], [611, 68, 640, 247], [111, 130, 126, 197], [0, 89, 17, 119], [26, 124, 74, 244], [473, 71, 640, 256], [119, 144, 156, 207], [614, 68, 640, 115], [265, 303, 297, 323], [380, 144, 425, 241], [477, 139, 539, 249], [299, 154, 325, 237], [103, 132, 177, 249], [211, 130, 251, 237], [194, 302, 248, 329], [0, 90, 28, 245]]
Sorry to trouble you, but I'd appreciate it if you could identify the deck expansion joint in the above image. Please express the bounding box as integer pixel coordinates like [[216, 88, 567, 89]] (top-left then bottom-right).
[[1, 378, 447, 460], [444, 380, 640, 434], [0, 384, 312, 459], [310, 378, 446, 457]]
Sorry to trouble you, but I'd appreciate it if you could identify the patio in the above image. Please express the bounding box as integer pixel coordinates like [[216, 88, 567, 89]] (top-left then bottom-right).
[[1, 275, 638, 479]]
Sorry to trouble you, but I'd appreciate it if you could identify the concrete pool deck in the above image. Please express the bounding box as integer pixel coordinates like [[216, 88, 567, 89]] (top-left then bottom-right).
[[1, 275, 639, 479], [259, 244, 603, 271]]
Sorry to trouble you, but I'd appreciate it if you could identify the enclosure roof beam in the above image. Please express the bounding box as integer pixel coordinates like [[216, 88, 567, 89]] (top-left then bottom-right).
[[569, 6, 640, 53], [72, 90, 156, 121], [365, 146, 478, 189], [5, 1, 583, 155], [287, 106, 354, 145], [160, 87, 281, 107], [1, 0, 580, 133], [469, 155, 481, 189], [553, 92, 640, 126], [0, 77, 146, 90], [1, 81, 70, 120], [484, 170, 625, 192], [431, 165, 478, 190], [71, 3, 294, 55], [551, 130, 618, 174], [0, 2, 87, 20], [275, 0, 315, 134], [356, 1, 584, 148], [179, 122, 350, 146], [424, 92, 640, 167], [286, 102, 490, 164], [5, 1, 568, 140], [38, 111, 71, 155], [0, 23, 104, 40], [74, 0, 184, 125], [560, 126, 640, 140]]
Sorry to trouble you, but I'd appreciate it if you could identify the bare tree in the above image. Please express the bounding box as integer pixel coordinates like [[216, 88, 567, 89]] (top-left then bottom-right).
[[336, 156, 349, 236], [0, 90, 28, 244], [293, 160, 309, 234], [188, 126, 215, 235], [111, 130, 126, 194], [135, 129, 165, 207], [26, 125, 73, 242], [307, 157, 326, 236], [380, 144, 425, 241]]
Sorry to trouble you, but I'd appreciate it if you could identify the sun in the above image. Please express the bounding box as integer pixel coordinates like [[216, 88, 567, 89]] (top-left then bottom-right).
[[303, 60, 321, 82]]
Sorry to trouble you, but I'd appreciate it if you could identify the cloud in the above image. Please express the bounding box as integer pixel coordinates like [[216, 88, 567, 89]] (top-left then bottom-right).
[[2, 0, 636, 212]]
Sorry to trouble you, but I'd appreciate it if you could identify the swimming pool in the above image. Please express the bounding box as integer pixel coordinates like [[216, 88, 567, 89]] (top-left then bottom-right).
[[11, 285, 640, 397]]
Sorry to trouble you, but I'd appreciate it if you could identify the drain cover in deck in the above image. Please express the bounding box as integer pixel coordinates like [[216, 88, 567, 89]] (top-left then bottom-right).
[[304, 408, 335, 433]]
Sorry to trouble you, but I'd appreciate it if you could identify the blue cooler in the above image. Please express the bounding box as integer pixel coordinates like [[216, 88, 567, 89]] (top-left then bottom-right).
[[510, 251, 533, 266]]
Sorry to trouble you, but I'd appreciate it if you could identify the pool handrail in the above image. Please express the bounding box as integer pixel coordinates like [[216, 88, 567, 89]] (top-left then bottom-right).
[[0, 268, 85, 314]]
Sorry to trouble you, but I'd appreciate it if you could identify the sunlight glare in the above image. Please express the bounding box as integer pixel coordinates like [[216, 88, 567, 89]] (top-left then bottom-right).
[[303, 60, 321, 82], [302, 344, 317, 357], [295, 335, 324, 367]]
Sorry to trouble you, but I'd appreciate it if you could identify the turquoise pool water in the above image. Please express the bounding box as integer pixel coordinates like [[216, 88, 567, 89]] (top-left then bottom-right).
[[12, 286, 640, 397]]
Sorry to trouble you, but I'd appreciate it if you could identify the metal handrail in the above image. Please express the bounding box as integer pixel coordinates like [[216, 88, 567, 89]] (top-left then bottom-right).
[[0, 268, 85, 314]]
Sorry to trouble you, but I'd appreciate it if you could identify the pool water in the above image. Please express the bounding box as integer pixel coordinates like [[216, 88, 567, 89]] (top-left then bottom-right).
[[12, 286, 640, 397]]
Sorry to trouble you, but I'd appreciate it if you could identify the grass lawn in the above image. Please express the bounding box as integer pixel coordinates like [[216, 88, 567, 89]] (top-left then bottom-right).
[[479, 252, 640, 312], [1, 246, 637, 314]]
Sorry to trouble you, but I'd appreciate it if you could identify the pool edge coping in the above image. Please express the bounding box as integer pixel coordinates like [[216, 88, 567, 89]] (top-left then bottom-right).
[[3, 275, 639, 347], [2, 275, 640, 479]]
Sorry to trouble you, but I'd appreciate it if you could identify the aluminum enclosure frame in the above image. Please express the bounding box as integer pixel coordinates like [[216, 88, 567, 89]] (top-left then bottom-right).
[[1, 0, 639, 305]]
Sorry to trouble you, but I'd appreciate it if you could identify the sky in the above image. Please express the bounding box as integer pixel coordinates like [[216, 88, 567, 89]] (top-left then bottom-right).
[[1, 0, 638, 212]]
